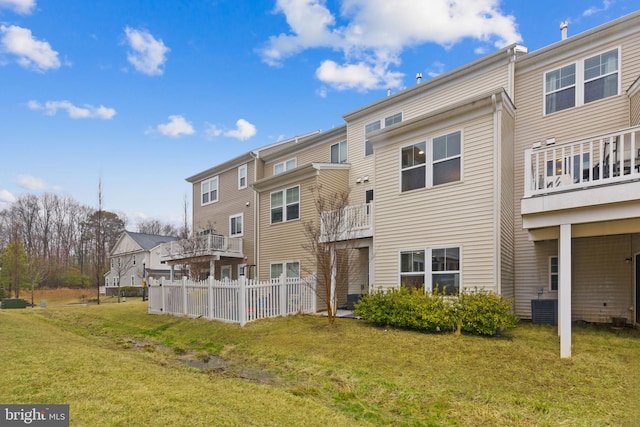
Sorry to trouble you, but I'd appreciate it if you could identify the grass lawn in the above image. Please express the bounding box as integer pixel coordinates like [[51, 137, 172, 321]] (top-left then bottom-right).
[[0, 299, 638, 426]]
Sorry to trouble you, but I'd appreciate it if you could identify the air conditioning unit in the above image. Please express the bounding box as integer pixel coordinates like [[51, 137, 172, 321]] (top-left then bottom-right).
[[531, 299, 558, 325]]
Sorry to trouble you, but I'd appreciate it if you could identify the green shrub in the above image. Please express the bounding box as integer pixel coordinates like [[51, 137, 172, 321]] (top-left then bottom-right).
[[119, 286, 143, 297], [354, 287, 518, 336]]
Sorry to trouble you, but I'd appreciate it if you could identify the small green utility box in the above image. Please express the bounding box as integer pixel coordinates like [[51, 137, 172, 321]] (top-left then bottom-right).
[[1, 299, 28, 309]]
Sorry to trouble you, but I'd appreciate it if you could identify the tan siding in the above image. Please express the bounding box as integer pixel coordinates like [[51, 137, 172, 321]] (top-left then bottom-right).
[[513, 29, 640, 318], [263, 135, 345, 178], [500, 109, 516, 301], [373, 115, 498, 290], [631, 90, 640, 126]]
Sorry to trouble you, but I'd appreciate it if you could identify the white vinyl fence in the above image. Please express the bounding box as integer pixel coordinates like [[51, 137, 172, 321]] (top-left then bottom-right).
[[147, 275, 317, 326]]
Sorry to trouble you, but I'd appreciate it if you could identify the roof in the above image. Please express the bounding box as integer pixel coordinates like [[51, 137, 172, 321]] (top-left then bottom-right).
[[126, 231, 178, 251]]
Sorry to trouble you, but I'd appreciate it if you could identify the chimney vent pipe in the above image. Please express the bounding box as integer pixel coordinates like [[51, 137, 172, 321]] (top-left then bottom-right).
[[560, 20, 568, 40]]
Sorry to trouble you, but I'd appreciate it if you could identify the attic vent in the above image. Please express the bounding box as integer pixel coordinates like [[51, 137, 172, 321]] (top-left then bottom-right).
[[531, 299, 558, 325]]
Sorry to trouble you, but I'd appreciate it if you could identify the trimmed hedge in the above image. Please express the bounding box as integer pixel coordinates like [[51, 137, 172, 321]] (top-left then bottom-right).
[[354, 287, 519, 336]]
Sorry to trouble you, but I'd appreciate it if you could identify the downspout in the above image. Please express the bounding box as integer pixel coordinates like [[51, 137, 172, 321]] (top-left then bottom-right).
[[492, 93, 502, 295], [250, 150, 259, 280]]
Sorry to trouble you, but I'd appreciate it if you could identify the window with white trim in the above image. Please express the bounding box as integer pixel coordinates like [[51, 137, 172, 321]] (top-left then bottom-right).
[[230, 213, 243, 237], [385, 112, 402, 127], [131, 276, 135, 286], [201, 176, 218, 205], [270, 261, 300, 279], [401, 130, 461, 191], [549, 256, 558, 291], [365, 120, 380, 156], [544, 48, 619, 115], [238, 164, 247, 189], [331, 140, 347, 163], [270, 186, 299, 223], [400, 247, 460, 295], [274, 158, 296, 174]]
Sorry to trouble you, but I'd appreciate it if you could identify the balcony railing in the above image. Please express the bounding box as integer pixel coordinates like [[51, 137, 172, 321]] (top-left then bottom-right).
[[524, 126, 640, 198], [159, 234, 243, 262], [320, 202, 373, 242]]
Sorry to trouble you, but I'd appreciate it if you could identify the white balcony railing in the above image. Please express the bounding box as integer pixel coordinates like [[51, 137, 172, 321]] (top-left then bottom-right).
[[524, 126, 640, 198], [320, 202, 373, 242], [159, 234, 243, 261]]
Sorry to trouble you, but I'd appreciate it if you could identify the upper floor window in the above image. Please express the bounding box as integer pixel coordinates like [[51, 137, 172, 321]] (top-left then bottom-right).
[[401, 130, 461, 192], [544, 48, 619, 115], [274, 158, 296, 174], [230, 213, 243, 237], [331, 140, 347, 163], [365, 120, 380, 156], [201, 176, 218, 205], [238, 164, 247, 189], [270, 186, 299, 224], [385, 112, 402, 127], [133, 255, 136, 265]]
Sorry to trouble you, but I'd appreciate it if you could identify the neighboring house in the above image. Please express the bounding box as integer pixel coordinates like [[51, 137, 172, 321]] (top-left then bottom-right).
[[157, 11, 640, 357], [105, 231, 179, 296]]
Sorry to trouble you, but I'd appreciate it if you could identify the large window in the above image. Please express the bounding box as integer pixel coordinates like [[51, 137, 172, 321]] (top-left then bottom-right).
[[544, 48, 619, 115], [238, 164, 247, 189], [270, 186, 299, 224], [549, 256, 558, 291], [230, 213, 243, 237], [401, 130, 461, 192], [201, 176, 218, 205], [270, 261, 300, 279], [400, 246, 460, 295], [274, 158, 296, 174], [364, 120, 380, 156], [331, 140, 347, 163]]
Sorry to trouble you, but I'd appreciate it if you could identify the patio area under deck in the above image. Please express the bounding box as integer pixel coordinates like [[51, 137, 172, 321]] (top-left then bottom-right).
[[522, 128, 640, 357]]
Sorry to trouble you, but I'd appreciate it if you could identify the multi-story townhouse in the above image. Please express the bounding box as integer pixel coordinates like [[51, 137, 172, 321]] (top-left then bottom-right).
[[159, 11, 640, 357]]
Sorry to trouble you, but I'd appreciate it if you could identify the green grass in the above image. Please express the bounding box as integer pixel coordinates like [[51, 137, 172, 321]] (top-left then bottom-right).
[[1, 301, 639, 426]]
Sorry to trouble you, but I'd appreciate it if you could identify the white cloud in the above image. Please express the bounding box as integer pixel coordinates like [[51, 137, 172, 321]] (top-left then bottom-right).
[[28, 100, 116, 119], [124, 27, 169, 76], [155, 115, 195, 137], [0, 189, 16, 208], [0, 25, 61, 72], [224, 119, 257, 141], [204, 123, 223, 139], [0, 0, 36, 14], [260, 0, 521, 92], [583, 0, 613, 17], [17, 174, 47, 190]]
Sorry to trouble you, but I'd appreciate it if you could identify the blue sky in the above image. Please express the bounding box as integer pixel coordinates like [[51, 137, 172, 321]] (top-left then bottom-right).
[[0, 0, 636, 228]]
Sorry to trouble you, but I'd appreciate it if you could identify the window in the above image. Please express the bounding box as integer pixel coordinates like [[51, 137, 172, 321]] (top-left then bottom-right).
[[400, 250, 425, 291], [238, 264, 246, 277], [201, 176, 218, 205], [431, 247, 460, 295], [544, 48, 619, 115], [385, 112, 402, 127], [230, 213, 243, 237], [400, 247, 461, 295], [133, 255, 136, 265], [131, 276, 135, 286], [401, 131, 461, 192], [584, 49, 618, 104], [549, 256, 558, 291], [271, 186, 299, 223], [238, 164, 247, 189], [274, 158, 296, 174], [365, 120, 380, 156], [331, 140, 347, 163], [270, 261, 300, 279]]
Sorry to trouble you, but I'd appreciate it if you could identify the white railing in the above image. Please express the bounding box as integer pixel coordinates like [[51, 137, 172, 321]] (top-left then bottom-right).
[[147, 275, 317, 326], [159, 234, 243, 261], [524, 126, 640, 197], [320, 202, 373, 241]]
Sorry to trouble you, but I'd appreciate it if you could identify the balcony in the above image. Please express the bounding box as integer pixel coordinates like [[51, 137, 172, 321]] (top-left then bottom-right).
[[320, 202, 373, 242], [522, 126, 640, 223], [159, 234, 244, 262]]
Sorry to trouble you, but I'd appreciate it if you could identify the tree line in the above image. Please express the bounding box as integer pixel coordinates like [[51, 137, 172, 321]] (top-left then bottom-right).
[[0, 191, 183, 298]]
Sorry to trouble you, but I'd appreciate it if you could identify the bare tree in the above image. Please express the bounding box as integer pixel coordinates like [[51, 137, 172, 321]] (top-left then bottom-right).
[[137, 218, 179, 236], [109, 252, 135, 302], [302, 185, 362, 325]]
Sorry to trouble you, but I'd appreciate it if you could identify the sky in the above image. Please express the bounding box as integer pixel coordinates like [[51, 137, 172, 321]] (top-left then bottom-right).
[[0, 0, 637, 228]]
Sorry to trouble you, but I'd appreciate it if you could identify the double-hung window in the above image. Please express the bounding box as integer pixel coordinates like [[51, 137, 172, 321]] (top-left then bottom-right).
[[401, 130, 461, 192], [230, 213, 243, 237], [201, 176, 218, 205], [400, 246, 461, 295], [365, 120, 380, 156], [270, 261, 300, 279], [270, 186, 299, 223], [274, 158, 296, 174], [400, 250, 425, 291], [331, 140, 347, 163], [238, 164, 247, 189], [544, 48, 619, 115], [549, 256, 558, 291]]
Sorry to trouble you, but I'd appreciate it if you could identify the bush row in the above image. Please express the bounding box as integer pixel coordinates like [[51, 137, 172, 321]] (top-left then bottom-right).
[[354, 287, 519, 336]]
